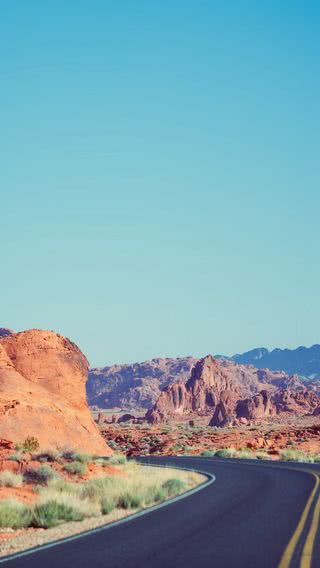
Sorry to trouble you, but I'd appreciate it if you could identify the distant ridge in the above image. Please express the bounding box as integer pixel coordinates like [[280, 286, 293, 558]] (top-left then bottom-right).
[[218, 345, 320, 379]]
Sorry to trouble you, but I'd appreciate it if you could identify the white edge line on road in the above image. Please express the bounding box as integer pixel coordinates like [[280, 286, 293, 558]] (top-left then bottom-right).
[[0, 462, 215, 564]]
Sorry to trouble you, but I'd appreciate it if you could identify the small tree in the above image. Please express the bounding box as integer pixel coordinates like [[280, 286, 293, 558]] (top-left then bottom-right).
[[22, 436, 40, 453]]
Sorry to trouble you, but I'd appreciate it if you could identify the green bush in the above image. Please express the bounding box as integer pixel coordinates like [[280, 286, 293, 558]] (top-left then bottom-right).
[[256, 452, 272, 460], [162, 478, 186, 496], [63, 461, 87, 475], [201, 450, 215, 457], [236, 449, 256, 459], [0, 500, 32, 529], [214, 448, 237, 458], [32, 500, 84, 528], [24, 465, 56, 486], [279, 450, 314, 463], [0, 471, 23, 488], [8, 450, 23, 462], [117, 492, 142, 509], [109, 454, 127, 465], [71, 453, 92, 464], [100, 497, 116, 515]]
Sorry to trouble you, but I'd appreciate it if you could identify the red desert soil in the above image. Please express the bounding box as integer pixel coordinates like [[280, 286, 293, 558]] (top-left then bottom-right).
[[101, 417, 320, 458], [0, 329, 110, 455]]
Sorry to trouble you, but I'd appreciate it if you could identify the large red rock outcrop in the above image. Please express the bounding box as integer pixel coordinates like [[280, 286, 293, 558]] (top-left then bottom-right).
[[146, 356, 244, 423], [0, 330, 110, 455], [147, 355, 320, 427]]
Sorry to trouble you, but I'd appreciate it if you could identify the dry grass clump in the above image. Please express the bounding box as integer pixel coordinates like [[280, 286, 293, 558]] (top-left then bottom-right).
[[0, 471, 23, 488], [0, 501, 32, 529], [279, 449, 315, 463], [63, 461, 87, 475], [0, 458, 204, 531]]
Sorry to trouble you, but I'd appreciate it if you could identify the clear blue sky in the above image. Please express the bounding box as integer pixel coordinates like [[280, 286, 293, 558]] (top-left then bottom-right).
[[1, 1, 319, 366]]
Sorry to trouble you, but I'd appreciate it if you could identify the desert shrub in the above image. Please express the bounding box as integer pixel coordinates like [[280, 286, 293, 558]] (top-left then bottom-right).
[[60, 448, 77, 460], [0, 471, 23, 488], [107, 441, 118, 450], [32, 492, 99, 528], [8, 450, 23, 462], [162, 478, 186, 496], [0, 500, 32, 529], [71, 453, 92, 464], [201, 450, 215, 457], [24, 465, 56, 486], [214, 448, 237, 458], [100, 497, 116, 515], [236, 449, 256, 459], [109, 454, 127, 465], [80, 478, 111, 501], [93, 457, 110, 467], [33, 449, 59, 463], [117, 491, 142, 509], [63, 461, 87, 475], [279, 450, 314, 463], [22, 436, 40, 453], [32, 500, 84, 528], [256, 452, 272, 460], [144, 486, 166, 504]]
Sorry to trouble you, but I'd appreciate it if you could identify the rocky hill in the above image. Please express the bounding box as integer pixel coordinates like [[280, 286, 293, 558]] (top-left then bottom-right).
[[147, 355, 320, 426], [221, 344, 320, 379], [87, 357, 196, 410], [0, 329, 110, 454], [88, 344, 320, 413]]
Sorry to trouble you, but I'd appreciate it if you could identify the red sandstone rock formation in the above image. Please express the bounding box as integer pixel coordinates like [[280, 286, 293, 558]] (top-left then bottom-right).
[[146, 356, 244, 423], [147, 355, 320, 427], [0, 330, 110, 454]]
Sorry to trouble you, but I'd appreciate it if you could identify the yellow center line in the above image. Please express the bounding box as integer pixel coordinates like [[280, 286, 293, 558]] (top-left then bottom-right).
[[300, 483, 320, 568], [278, 472, 319, 568]]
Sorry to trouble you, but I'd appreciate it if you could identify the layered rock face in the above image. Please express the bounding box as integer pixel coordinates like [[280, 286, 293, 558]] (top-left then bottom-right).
[[147, 355, 320, 426], [146, 356, 244, 423], [88, 357, 196, 410], [0, 330, 110, 454]]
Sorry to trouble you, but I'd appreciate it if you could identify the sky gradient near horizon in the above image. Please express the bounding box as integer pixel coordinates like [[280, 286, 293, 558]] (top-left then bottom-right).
[[1, 1, 320, 366]]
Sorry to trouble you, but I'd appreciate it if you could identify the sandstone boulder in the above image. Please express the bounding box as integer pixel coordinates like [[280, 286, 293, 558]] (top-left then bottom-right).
[[0, 330, 110, 455]]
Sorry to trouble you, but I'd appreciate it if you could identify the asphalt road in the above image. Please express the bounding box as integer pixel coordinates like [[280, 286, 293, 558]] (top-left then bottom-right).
[[1, 456, 320, 568]]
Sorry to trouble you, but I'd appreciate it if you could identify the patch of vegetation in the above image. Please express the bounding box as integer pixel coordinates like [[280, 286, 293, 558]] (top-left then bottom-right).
[[33, 449, 59, 463], [8, 450, 23, 462], [236, 449, 256, 459], [0, 500, 32, 529], [256, 452, 272, 460], [100, 497, 116, 514], [279, 450, 314, 463], [21, 436, 40, 453], [109, 453, 127, 465], [24, 465, 57, 486], [162, 478, 186, 496], [117, 491, 142, 509], [63, 461, 87, 475], [0, 460, 203, 530], [201, 450, 215, 457], [214, 448, 237, 458], [0, 471, 23, 488]]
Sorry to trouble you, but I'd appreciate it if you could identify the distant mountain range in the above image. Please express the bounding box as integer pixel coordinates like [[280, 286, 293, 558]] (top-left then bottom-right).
[[88, 345, 320, 411], [218, 345, 320, 379]]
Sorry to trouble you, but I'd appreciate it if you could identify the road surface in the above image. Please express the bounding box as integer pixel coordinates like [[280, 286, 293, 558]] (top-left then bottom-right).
[[1, 456, 320, 568]]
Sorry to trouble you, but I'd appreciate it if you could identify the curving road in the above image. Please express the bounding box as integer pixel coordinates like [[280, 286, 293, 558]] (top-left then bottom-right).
[[1, 456, 320, 568]]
